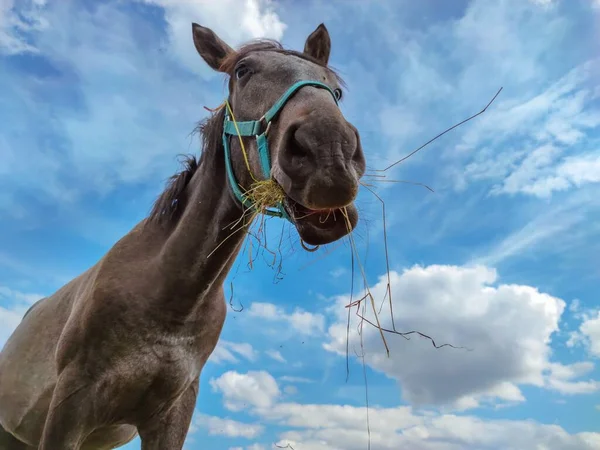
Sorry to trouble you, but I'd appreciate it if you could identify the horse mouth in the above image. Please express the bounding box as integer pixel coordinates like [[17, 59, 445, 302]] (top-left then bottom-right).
[[282, 196, 358, 246]]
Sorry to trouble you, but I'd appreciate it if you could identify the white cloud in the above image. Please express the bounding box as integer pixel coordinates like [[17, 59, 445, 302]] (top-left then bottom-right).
[[210, 344, 239, 365], [265, 349, 286, 363], [569, 310, 600, 358], [271, 408, 600, 450], [247, 302, 280, 319], [454, 59, 600, 197], [0, 286, 43, 348], [0, 0, 48, 55], [288, 309, 326, 335], [519, 152, 600, 198], [544, 362, 599, 394], [137, 0, 286, 76], [1, 1, 204, 209], [210, 370, 280, 412], [193, 413, 264, 439], [490, 149, 600, 199], [471, 189, 599, 266], [581, 312, 600, 357], [323, 264, 598, 408], [362, 0, 599, 200], [490, 144, 562, 196], [210, 340, 258, 364], [248, 302, 326, 335], [207, 268, 599, 448], [0, 303, 28, 348], [279, 376, 314, 384], [212, 372, 600, 450]]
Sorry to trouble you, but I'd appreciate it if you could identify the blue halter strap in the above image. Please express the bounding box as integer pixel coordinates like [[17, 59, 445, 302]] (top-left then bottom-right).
[[221, 80, 339, 222]]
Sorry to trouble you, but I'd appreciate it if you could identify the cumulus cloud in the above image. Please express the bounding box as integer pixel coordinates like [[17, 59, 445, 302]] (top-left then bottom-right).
[[211, 370, 600, 450], [210, 370, 280, 412], [580, 312, 600, 357], [568, 310, 600, 358], [137, 0, 286, 76], [206, 264, 600, 447], [271, 407, 600, 450], [246, 445, 266, 450], [192, 413, 264, 439], [273, 409, 600, 450], [323, 264, 598, 408], [248, 302, 326, 335], [544, 362, 599, 394]]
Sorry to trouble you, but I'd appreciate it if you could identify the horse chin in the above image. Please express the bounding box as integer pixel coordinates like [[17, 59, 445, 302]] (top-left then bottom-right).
[[283, 197, 359, 246]]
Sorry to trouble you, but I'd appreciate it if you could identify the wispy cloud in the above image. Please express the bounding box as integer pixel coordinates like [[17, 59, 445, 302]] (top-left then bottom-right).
[[265, 349, 286, 363], [472, 188, 600, 266], [0, 285, 43, 347], [210, 340, 258, 365], [0, 0, 48, 55], [0, 0, 287, 224]]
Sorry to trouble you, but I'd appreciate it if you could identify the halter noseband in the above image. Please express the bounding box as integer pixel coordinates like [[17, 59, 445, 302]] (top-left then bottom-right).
[[221, 80, 339, 222]]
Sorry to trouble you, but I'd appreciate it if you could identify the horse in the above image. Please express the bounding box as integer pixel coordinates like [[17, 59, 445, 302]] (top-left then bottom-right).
[[0, 22, 365, 450]]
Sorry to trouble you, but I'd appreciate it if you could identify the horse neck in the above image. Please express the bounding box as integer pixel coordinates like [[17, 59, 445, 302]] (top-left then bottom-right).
[[148, 152, 250, 316]]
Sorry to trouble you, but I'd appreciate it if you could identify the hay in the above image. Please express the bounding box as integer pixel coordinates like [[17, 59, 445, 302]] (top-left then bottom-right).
[[243, 179, 287, 214]]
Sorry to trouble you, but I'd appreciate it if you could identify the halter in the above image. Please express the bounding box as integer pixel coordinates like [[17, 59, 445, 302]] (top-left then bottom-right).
[[221, 80, 339, 222]]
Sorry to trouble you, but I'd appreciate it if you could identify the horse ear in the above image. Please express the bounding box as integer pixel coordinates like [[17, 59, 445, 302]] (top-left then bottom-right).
[[303, 23, 331, 65], [192, 23, 234, 72]]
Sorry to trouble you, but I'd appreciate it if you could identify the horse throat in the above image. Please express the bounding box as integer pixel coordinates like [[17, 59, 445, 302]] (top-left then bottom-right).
[[155, 160, 250, 304]]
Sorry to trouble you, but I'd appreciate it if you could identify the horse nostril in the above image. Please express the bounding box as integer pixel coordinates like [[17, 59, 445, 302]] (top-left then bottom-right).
[[289, 127, 311, 160]]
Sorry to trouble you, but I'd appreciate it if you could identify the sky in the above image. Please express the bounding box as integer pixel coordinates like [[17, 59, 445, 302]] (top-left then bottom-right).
[[1, 0, 599, 449]]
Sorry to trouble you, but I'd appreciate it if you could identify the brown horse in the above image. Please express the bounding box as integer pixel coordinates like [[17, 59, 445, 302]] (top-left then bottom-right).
[[0, 22, 365, 450]]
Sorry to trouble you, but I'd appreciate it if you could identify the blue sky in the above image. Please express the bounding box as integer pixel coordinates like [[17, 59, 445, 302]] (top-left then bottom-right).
[[1, 0, 599, 449]]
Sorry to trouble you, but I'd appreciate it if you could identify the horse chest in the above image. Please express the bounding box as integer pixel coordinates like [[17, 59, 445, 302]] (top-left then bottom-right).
[[69, 289, 226, 422], [141, 315, 224, 380]]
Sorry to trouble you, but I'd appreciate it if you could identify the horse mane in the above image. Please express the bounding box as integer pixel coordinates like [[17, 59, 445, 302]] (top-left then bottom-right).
[[147, 38, 344, 226], [147, 106, 226, 225]]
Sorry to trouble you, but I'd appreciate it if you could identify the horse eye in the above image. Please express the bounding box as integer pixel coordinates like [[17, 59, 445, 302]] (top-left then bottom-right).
[[333, 88, 343, 100], [235, 65, 251, 80]]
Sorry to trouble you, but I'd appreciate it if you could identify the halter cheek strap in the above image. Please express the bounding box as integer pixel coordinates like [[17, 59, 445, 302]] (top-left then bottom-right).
[[221, 80, 339, 222]]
